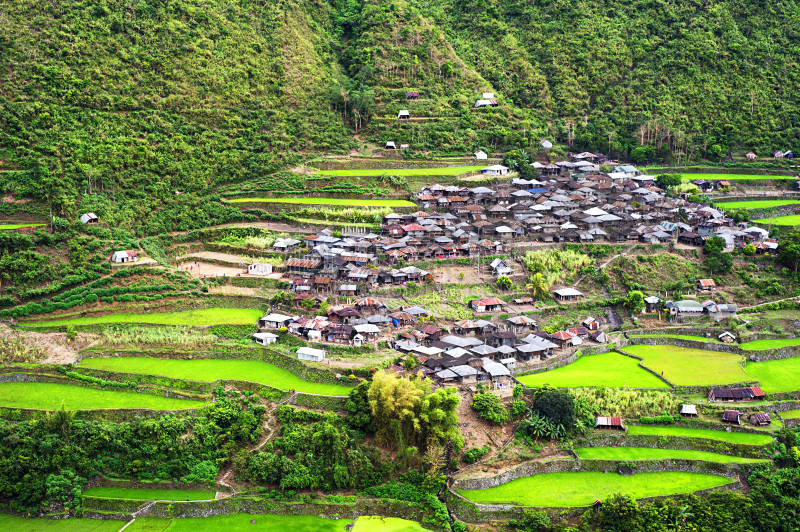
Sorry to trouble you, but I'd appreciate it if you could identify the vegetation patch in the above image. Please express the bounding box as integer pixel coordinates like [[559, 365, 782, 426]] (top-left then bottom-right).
[[626, 425, 773, 445], [82, 487, 215, 500], [714, 200, 800, 210], [744, 357, 800, 393], [455, 471, 732, 507], [228, 198, 415, 207], [23, 308, 263, 327], [0, 382, 208, 411], [313, 166, 485, 176], [517, 352, 670, 389], [353, 516, 427, 532], [79, 358, 353, 396], [574, 446, 767, 463], [0, 514, 121, 532], [622, 345, 751, 386], [127, 514, 345, 532], [740, 338, 800, 350], [753, 215, 800, 226]]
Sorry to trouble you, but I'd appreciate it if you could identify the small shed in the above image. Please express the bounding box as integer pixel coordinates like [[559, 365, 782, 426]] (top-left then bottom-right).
[[697, 279, 716, 291], [475, 150, 488, 160], [385, 141, 397, 149], [595, 416, 625, 431], [749, 412, 771, 426], [722, 410, 740, 425], [746, 152, 757, 160], [680, 404, 698, 418], [111, 250, 138, 263], [406, 91, 419, 100], [80, 213, 99, 224], [297, 347, 326, 362], [397, 110, 410, 120], [718, 331, 736, 343], [253, 332, 278, 345], [248, 263, 273, 276]]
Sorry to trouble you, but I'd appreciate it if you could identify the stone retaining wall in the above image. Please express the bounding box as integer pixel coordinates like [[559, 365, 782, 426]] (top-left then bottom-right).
[[745, 346, 800, 362]]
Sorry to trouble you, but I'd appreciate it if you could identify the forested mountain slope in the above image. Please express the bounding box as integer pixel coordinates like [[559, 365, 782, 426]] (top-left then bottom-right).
[[1, 0, 799, 231]]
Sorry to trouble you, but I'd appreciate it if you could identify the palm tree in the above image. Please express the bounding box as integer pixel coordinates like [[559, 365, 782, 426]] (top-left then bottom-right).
[[526, 272, 550, 297]]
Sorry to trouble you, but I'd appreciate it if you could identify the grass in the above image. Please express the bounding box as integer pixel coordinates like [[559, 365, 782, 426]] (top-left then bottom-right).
[[679, 173, 795, 181], [517, 352, 670, 389], [83, 487, 215, 500], [313, 166, 485, 176], [353, 517, 427, 532], [0, 514, 121, 532], [23, 308, 263, 327], [127, 514, 345, 532], [0, 223, 46, 230], [574, 446, 767, 463], [627, 425, 774, 444], [455, 472, 732, 507], [780, 409, 800, 419], [714, 200, 800, 209], [79, 357, 353, 396], [629, 334, 719, 343], [740, 338, 800, 350], [744, 356, 800, 393], [0, 382, 209, 410], [753, 215, 800, 225], [228, 198, 415, 207], [622, 345, 751, 386]]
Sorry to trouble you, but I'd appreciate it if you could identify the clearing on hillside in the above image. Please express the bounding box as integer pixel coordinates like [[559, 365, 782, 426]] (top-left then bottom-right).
[[744, 356, 800, 393], [22, 308, 262, 327], [0, 514, 121, 531], [79, 358, 353, 396], [126, 514, 346, 532], [0, 382, 209, 411], [622, 345, 750, 386], [627, 425, 773, 445], [82, 487, 216, 501], [517, 352, 670, 389], [714, 200, 800, 210], [455, 471, 732, 507], [753, 215, 800, 225], [313, 166, 485, 176], [574, 446, 767, 463], [228, 198, 415, 207]]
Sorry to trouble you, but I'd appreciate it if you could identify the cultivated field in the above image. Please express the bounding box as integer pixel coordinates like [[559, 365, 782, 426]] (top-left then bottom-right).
[[24, 308, 263, 327], [517, 352, 669, 389], [128, 514, 344, 532], [82, 487, 216, 500], [228, 198, 416, 207], [79, 358, 354, 396], [0, 514, 120, 531], [353, 517, 427, 532], [622, 345, 750, 385], [680, 173, 795, 181], [574, 446, 767, 463], [753, 215, 800, 225], [627, 425, 773, 444], [740, 338, 800, 350], [629, 334, 719, 343], [455, 471, 731, 507], [313, 166, 485, 176], [744, 357, 800, 393], [0, 382, 209, 410], [0, 223, 45, 230], [780, 409, 800, 419], [714, 200, 800, 210]]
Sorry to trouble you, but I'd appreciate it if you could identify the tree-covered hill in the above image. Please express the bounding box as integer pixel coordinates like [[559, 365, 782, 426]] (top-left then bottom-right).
[[1, 0, 799, 231]]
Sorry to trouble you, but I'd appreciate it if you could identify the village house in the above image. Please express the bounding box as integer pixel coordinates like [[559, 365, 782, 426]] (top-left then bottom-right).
[[708, 386, 766, 402], [469, 298, 505, 313], [722, 410, 740, 425], [680, 404, 698, 418], [111, 250, 138, 263], [749, 413, 771, 426]]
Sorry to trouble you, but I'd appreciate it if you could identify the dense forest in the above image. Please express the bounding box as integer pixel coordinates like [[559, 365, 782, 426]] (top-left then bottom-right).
[[1, 0, 799, 230]]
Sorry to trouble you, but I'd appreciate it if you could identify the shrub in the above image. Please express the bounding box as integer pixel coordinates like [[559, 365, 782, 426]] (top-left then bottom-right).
[[463, 445, 490, 464], [472, 392, 509, 424]]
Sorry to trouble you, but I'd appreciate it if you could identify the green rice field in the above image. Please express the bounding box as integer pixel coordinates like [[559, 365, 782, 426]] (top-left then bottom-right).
[[744, 356, 800, 393], [622, 345, 750, 385], [228, 198, 415, 207], [779, 409, 800, 419], [82, 487, 216, 500], [313, 166, 485, 177], [0, 223, 46, 230], [79, 358, 353, 396], [455, 472, 731, 507], [629, 334, 719, 343], [23, 308, 262, 327], [353, 517, 427, 532], [714, 200, 800, 210], [680, 173, 794, 181], [753, 215, 800, 226], [0, 382, 209, 410], [627, 425, 774, 444], [127, 514, 346, 532], [740, 338, 800, 351], [0, 514, 121, 532], [516, 352, 669, 389], [574, 446, 767, 463]]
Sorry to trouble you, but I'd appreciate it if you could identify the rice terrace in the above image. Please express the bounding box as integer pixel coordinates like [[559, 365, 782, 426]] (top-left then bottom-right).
[[4, 0, 800, 529]]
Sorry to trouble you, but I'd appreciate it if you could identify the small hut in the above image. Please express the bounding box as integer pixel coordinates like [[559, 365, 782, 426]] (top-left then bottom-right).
[[749, 413, 770, 426], [595, 416, 625, 431], [406, 91, 419, 100], [722, 410, 740, 425], [80, 213, 98, 224], [397, 110, 410, 120], [680, 404, 698, 418], [384, 141, 397, 149]]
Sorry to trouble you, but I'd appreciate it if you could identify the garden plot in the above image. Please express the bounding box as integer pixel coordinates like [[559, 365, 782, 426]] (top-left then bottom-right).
[[79, 358, 353, 396], [455, 471, 732, 507], [0, 514, 121, 531], [627, 425, 773, 445], [127, 514, 345, 532], [517, 352, 670, 389], [744, 356, 800, 393], [574, 446, 767, 463], [0, 382, 209, 411], [82, 487, 216, 500], [24, 308, 263, 327], [622, 345, 750, 386]]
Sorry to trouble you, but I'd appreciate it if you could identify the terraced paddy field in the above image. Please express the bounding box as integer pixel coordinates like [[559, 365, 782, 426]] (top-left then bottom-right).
[[82, 487, 216, 500], [353, 517, 427, 532], [517, 352, 669, 389], [0, 223, 46, 230], [574, 446, 768, 463], [313, 166, 485, 176], [740, 338, 800, 350], [679, 173, 794, 181], [622, 345, 750, 385], [744, 356, 800, 393], [455, 471, 732, 507], [753, 215, 800, 225], [629, 334, 719, 343], [228, 198, 416, 207], [779, 409, 800, 419], [627, 425, 774, 444], [23, 308, 262, 327], [0, 382, 210, 410], [0, 515, 121, 532], [714, 200, 800, 210], [127, 514, 346, 531], [79, 358, 353, 396]]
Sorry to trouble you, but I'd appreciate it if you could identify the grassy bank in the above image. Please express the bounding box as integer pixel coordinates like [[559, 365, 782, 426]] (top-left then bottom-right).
[[517, 352, 669, 389], [23, 308, 263, 327], [228, 198, 415, 207], [82, 487, 216, 500], [574, 446, 767, 463], [627, 425, 773, 444], [0, 382, 209, 410], [623, 345, 750, 386], [79, 358, 353, 396]]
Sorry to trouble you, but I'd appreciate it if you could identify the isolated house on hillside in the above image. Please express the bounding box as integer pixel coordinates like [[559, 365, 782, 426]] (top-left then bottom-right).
[[80, 213, 98, 224], [111, 250, 138, 263], [398, 110, 410, 120]]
